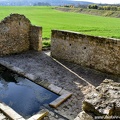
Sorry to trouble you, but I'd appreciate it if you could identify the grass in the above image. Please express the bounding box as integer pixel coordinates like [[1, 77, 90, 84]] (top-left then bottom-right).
[[42, 39, 51, 48], [0, 6, 120, 40]]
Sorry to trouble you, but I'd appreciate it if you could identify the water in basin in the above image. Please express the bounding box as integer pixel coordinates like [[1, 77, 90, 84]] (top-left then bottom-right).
[[0, 66, 59, 119]]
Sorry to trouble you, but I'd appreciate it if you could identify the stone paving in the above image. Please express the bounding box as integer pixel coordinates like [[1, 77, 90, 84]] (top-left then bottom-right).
[[0, 51, 119, 120]]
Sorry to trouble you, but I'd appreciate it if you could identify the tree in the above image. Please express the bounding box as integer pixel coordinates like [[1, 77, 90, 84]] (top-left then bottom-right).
[[88, 4, 98, 9]]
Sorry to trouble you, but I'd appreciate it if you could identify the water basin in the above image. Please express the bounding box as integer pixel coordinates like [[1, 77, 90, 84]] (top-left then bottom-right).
[[0, 66, 59, 119]]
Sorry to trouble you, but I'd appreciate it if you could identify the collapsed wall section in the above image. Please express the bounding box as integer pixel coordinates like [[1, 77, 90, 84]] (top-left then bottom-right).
[[51, 30, 120, 75]]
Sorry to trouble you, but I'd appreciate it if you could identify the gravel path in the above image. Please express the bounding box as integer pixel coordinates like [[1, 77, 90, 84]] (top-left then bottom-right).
[[0, 50, 119, 120]]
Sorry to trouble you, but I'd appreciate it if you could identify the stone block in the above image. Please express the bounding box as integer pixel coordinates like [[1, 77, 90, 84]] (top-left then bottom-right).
[[49, 92, 72, 108], [48, 84, 62, 94]]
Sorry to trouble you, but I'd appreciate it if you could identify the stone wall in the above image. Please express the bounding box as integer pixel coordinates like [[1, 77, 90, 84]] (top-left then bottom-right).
[[0, 14, 42, 56], [29, 25, 42, 51], [51, 30, 120, 75]]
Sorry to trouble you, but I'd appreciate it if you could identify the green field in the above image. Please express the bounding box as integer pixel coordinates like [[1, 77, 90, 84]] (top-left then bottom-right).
[[0, 6, 120, 39]]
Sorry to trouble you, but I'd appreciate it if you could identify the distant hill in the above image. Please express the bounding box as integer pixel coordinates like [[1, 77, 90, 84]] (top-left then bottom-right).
[[56, 7, 120, 18], [0, 0, 94, 6]]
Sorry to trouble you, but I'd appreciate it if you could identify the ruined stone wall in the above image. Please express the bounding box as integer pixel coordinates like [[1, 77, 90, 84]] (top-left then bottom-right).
[[74, 79, 120, 120], [0, 14, 42, 56], [51, 30, 120, 75], [29, 25, 42, 51]]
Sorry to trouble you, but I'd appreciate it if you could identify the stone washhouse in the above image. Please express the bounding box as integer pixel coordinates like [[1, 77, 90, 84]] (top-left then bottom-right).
[[0, 14, 120, 120]]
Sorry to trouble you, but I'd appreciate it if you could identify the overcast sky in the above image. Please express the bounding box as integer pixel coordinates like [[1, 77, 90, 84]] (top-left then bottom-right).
[[74, 0, 120, 4]]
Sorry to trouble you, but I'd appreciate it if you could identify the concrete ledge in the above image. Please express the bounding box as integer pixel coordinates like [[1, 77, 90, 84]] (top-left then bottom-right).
[[0, 102, 49, 120], [36, 79, 50, 88], [28, 110, 49, 120], [49, 91, 72, 108], [0, 60, 38, 81], [48, 84, 72, 108], [59, 89, 71, 95], [48, 84, 62, 94]]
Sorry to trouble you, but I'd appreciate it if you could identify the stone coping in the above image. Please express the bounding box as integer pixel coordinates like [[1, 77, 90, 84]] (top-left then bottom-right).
[[0, 102, 48, 120], [0, 60, 72, 119], [0, 102, 24, 120]]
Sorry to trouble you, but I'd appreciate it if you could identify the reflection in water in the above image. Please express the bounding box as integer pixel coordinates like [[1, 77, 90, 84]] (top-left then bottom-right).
[[0, 66, 59, 119], [1, 70, 17, 83], [0, 65, 17, 83]]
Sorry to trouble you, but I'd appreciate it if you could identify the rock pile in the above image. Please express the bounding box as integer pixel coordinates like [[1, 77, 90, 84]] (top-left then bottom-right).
[[75, 79, 120, 120]]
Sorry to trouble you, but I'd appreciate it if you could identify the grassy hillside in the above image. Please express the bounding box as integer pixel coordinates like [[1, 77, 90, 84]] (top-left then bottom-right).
[[0, 6, 120, 39], [56, 7, 120, 18]]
